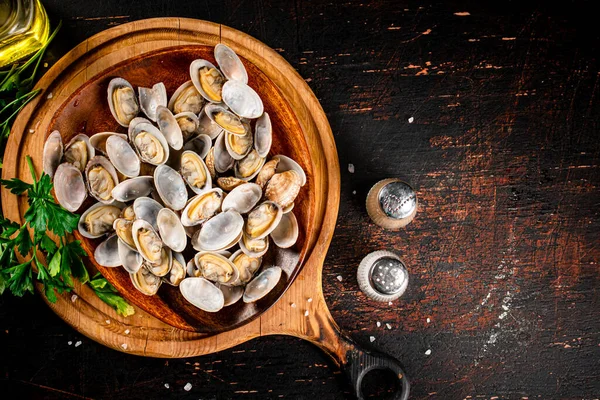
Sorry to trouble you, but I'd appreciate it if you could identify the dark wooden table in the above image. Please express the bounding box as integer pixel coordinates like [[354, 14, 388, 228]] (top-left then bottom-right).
[[2, 1, 599, 399]]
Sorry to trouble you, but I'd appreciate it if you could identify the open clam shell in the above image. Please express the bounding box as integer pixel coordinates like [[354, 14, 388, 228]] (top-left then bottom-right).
[[175, 112, 200, 142], [214, 131, 235, 173], [89, 132, 127, 156], [94, 234, 121, 268], [156, 105, 183, 150], [130, 267, 161, 296], [157, 208, 187, 252], [239, 234, 269, 258], [43, 130, 63, 178], [214, 43, 248, 84], [64, 134, 94, 172], [255, 158, 279, 189], [111, 176, 154, 202], [244, 201, 283, 240], [128, 116, 153, 138], [270, 211, 299, 249], [105, 135, 140, 178], [182, 134, 211, 159], [222, 80, 264, 120], [138, 82, 167, 121], [234, 149, 265, 181], [85, 156, 119, 204], [180, 188, 223, 227], [205, 103, 245, 136], [192, 210, 244, 252], [194, 251, 240, 286], [130, 122, 170, 166], [153, 164, 188, 211], [53, 163, 87, 212], [168, 80, 204, 115], [243, 267, 282, 303], [273, 155, 307, 186], [197, 106, 224, 139], [179, 277, 224, 312], [145, 247, 172, 277], [180, 150, 212, 195], [229, 249, 262, 286], [190, 59, 226, 103], [221, 183, 262, 214], [133, 196, 163, 231], [113, 218, 136, 250], [254, 112, 272, 158], [225, 122, 253, 160], [132, 219, 164, 264], [164, 252, 186, 286], [78, 202, 123, 239], [107, 77, 139, 127], [118, 238, 143, 274]]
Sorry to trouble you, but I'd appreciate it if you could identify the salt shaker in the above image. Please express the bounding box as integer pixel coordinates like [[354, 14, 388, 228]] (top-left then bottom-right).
[[366, 178, 417, 230], [357, 250, 409, 302]]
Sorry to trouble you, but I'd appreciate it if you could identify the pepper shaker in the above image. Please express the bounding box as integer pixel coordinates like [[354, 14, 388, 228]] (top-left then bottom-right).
[[357, 250, 409, 302], [366, 178, 417, 230]]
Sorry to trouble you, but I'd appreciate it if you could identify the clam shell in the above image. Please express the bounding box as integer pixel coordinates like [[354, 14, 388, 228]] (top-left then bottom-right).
[[255, 158, 279, 189], [132, 219, 164, 264], [130, 267, 161, 296], [175, 111, 200, 142], [217, 283, 244, 306], [89, 132, 127, 156], [77, 202, 123, 239], [221, 183, 262, 214], [138, 82, 167, 121], [156, 105, 183, 150], [194, 251, 240, 285], [43, 130, 63, 178], [168, 80, 204, 114], [180, 188, 223, 227], [225, 124, 253, 160], [229, 249, 262, 286], [192, 210, 244, 252], [216, 176, 245, 191], [153, 164, 188, 211], [243, 267, 282, 303], [270, 211, 299, 249], [254, 112, 272, 158], [105, 135, 140, 178], [190, 59, 225, 103], [182, 134, 212, 159], [213, 131, 234, 173], [85, 156, 119, 204], [205, 104, 245, 136], [264, 170, 302, 209], [128, 116, 153, 138], [180, 150, 212, 195], [157, 208, 187, 252], [111, 176, 154, 202], [214, 43, 248, 84], [164, 252, 186, 286], [221, 80, 264, 119], [118, 238, 142, 273], [113, 218, 136, 250], [239, 234, 269, 258], [129, 122, 170, 166], [94, 234, 121, 267], [53, 163, 87, 212], [107, 78, 139, 127], [234, 149, 265, 181], [133, 197, 163, 230], [186, 258, 200, 277], [64, 134, 95, 172], [244, 201, 282, 240], [179, 277, 224, 312], [197, 106, 224, 139], [145, 247, 172, 277], [273, 155, 307, 186]]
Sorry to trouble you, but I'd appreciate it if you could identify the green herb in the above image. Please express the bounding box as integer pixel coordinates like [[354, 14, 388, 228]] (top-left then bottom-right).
[[0, 156, 134, 317], [0, 21, 62, 149]]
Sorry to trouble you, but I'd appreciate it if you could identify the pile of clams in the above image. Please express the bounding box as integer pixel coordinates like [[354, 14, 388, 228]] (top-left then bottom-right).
[[42, 44, 305, 313]]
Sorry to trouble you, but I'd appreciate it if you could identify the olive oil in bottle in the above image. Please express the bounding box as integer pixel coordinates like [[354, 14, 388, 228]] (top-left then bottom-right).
[[0, 0, 50, 68]]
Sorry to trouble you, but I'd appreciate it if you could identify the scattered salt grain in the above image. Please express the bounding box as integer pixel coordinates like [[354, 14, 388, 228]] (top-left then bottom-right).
[[124, 329, 130, 335], [336, 275, 343, 282], [29, 129, 35, 133], [348, 164, 355, 173], [43, 62, 48, 67], [388, 301, 393, 306], [304, 310, 309, 317], [307, 298, 313, 303], [121, 343, 128, 350], [291, 303, 296, 308], [369, 336, 375, 343], [408, 116, 414, 123], [47, 92, 53, 99], [184, 383, 192, 391], [426, 317, 431, 323], [164, 383, 170, 389], [376, 322, 381, 328], [352, 190, 356, 195], [386, 323, 392, 330], [105, 320, 111, 325], [68, 341, 72, 345], [425, 349, 431, 355], [74, 341, 82, 347], [71, 294, 78, 302]]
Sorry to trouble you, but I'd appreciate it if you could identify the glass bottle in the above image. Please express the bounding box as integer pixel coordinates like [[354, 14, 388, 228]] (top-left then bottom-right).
[[0, 0, 50, 68]]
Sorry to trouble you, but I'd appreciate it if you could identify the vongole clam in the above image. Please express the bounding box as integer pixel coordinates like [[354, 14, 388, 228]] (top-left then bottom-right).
[[108, 78, 139, 127], [42, 130, 63, 178], [48, 45, 307, 311]]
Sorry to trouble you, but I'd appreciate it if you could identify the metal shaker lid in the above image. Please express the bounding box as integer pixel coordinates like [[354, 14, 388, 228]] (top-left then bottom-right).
[[357, 250, 409, 302], [366, 179, 417, 230]]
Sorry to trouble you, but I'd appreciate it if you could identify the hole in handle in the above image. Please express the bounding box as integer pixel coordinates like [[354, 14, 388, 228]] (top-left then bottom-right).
[[360, 367, 404, 399]]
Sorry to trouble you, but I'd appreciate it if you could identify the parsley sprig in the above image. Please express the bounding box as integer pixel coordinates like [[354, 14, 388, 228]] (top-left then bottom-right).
[[0, 156, 134, 317]]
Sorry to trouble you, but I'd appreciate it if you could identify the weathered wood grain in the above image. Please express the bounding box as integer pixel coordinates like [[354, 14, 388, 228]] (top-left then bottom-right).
[[1, 1, 599, 399]]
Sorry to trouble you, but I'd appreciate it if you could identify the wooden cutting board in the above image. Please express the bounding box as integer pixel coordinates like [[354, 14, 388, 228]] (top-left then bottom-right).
[[1, 18, 408, 399]]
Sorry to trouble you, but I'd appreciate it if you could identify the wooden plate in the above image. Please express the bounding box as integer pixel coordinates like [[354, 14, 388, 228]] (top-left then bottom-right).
[[1, 19, 409, 399]]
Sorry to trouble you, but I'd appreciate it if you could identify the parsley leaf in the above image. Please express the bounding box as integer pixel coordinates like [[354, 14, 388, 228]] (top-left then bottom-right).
[[0, 178, 31, 195], [89, 273, 135, 317]]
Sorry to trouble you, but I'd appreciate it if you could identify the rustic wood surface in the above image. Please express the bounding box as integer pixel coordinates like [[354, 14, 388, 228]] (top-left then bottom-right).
[[1, 1, 599, 399]]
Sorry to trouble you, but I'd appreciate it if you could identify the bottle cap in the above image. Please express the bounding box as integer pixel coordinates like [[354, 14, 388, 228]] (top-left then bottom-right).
[[366, 179, 417, 230], [357, 250, 409, 302]]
